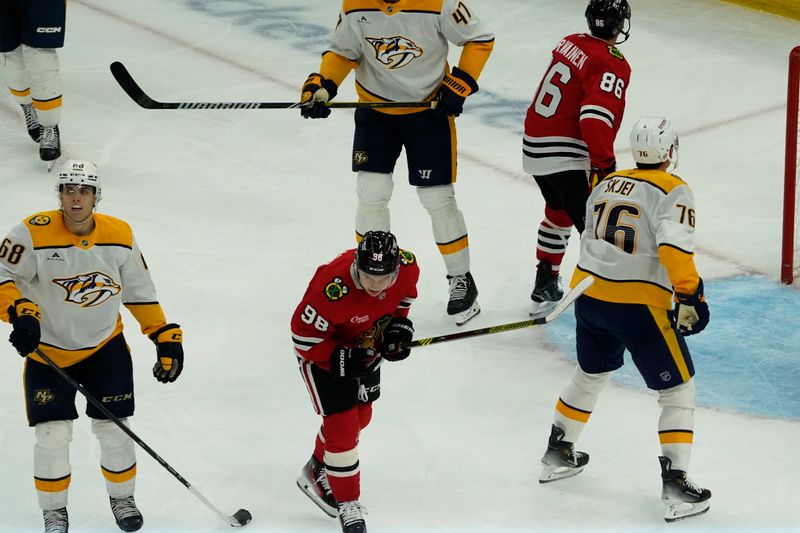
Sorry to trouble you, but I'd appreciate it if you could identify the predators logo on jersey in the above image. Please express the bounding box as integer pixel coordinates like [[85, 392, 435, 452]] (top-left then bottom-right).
[[365, 36, 423, 69], [53, 271, 122, 307]]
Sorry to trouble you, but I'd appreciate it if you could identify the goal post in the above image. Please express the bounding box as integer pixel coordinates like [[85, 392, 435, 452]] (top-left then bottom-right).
[[781, 46, 800, 285]]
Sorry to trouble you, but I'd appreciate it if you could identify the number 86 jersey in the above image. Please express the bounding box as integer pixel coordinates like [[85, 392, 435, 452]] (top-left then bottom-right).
[[570, 168, 702, 311], [523, 33, 631, 176]]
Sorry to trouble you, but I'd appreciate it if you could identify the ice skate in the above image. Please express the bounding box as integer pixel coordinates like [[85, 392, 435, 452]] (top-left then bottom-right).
[[539, 424, 589, 483], [338, 500, 367, 533], [447, 272, 480, 326], [659, 456, 711, 522], [297, 455, 338, 518], [22, 103, 41, 142], [43, 507, 68, 533], [40, 125, 61, 169], [530, 262, 563, 318], [109, 495, 143, 532]]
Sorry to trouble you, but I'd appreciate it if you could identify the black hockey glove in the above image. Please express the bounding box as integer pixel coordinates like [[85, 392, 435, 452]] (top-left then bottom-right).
[[673, 279, 710, 336], [590, 162, 616, 188], [434, 66, 479, 118], [330, 345, 380, 379], [382, 317, 414, 362], [149, 323, 184, 383], [8, 298, 41, 357], [300, 73, 338, 119]]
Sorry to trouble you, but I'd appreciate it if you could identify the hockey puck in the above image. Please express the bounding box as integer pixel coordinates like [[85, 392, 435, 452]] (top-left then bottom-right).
[[232, 509, 252, 527]]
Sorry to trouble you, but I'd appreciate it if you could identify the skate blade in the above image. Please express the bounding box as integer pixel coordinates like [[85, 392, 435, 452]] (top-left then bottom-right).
[[452, 301, 480, 326], [529, 299, 559, 318], [296, 476, 338, 518], [539, 463, 585, 483], [664, 499, 710, 522], [44, 154, 63, 172]]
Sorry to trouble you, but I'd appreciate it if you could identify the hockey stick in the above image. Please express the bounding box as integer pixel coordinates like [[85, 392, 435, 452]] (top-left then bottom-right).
[[408, 275, 594, 348], [110, 61, 434, 111], [33, 348, 253, 528]]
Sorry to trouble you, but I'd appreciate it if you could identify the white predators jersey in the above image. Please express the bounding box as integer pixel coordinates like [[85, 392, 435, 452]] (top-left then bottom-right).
[[570, 168, 700, 310], [0, 211, 164, 366], [329, 0, 494, 103]]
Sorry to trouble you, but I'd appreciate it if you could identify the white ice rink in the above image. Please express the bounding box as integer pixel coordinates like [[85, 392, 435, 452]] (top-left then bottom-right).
[[1, 0, 800, 531]]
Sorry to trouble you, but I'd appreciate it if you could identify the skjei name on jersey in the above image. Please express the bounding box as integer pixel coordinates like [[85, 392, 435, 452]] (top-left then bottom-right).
[[571, 168, 701, 309]]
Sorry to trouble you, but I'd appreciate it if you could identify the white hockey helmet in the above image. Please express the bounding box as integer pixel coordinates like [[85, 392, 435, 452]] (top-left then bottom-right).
[[56, 159, 102, 203], [629, 116, 679, 169]]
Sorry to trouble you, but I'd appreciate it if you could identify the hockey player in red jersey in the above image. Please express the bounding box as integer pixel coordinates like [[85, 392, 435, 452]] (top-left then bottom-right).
[[291, 231, 419, 533], [523, 0, 631, 318]]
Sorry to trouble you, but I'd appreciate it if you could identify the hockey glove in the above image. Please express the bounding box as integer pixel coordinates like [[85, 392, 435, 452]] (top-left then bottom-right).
[[673, 279, 710, 336], [434, 67, 479, 118], [149, 323, 184, 383], [300, 73, 338, 119], [382, 317, 414, 362], [590, 162, 616, 188], [8, 298, 41, 357], [330, 345, 380, 379]]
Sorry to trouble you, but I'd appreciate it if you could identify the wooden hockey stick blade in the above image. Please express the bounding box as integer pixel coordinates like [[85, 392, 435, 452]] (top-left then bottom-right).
[[408, 275, 595, 348], [110, 61, 433, 110]]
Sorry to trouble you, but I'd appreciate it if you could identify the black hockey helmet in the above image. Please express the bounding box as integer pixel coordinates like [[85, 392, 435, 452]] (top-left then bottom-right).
[[356, 231, 400, 276], [585, 0, 631, 43]]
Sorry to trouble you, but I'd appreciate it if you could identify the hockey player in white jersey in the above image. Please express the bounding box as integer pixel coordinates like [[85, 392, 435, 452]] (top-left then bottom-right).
[[537, 117, 711, 522], [0, 160, 184, 533], [0, 0, 67, 164], [298, 0, 494, 327]]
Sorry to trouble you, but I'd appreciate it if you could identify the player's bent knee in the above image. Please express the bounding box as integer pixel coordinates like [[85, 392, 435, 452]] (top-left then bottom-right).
[[35, 420, 73, 449], [356, 172, 393, 206], [416, 184, 456, 214], [22, 46, 59, 74], [658, 378, 696, 409], [572, 367, 612, 395], [92, 418, 131, 448]]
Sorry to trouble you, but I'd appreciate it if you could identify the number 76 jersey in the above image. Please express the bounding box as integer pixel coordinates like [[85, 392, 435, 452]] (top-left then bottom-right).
[[523, 33, 631, 176], [570, 168, 701, 311]]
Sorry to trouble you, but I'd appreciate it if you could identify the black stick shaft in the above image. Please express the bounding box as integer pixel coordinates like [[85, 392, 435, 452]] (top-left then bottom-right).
[[110, 61, 433, 110], [33, 348, 244, 526]]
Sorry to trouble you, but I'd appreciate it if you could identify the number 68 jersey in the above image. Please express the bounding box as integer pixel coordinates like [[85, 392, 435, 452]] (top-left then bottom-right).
[[570, 168, 702, 310], [523, 33, 631, 176]]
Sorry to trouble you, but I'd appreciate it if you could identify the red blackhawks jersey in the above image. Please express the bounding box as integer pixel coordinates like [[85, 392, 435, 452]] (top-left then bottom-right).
[[291, 249, 419, 371], [523, 33, 631, 176]]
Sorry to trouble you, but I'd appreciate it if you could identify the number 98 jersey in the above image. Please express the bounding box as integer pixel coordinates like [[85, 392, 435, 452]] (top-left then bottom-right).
[[290, 248, 419, 371], [523, 33, 631, 177], [570, 168, 701, 311]]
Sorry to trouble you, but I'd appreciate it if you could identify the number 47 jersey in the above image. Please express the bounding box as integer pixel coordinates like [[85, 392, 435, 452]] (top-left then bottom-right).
[[523, 33, 631, 176]]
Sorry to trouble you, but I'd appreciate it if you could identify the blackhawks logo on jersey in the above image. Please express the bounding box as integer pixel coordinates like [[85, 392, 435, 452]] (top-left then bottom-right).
[[399, 249, 415, 266], [608, 46, 625, 61], [53, 271, 122, 307], [366, 36, 423, 69], [324, 277, 349, 302]]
